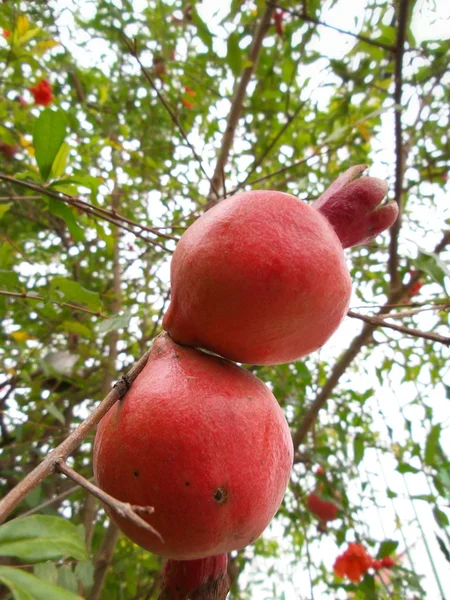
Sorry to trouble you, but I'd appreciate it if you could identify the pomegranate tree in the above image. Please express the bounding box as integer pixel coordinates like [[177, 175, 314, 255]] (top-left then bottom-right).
[[163, 166, 398, 365], [94, 334, 293, 598]]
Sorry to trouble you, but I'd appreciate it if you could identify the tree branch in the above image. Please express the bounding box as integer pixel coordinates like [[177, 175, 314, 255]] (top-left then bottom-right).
[[121, 36, 220, 201], [0, 347, 152, 524], [347, 309, 450, 346], [88, 520, 121, 600], [388, 0, 411, 293], [55, 461, 161, 541], [269, 2, 396, 52], [0, 173, 175, 251], [292, 230, 450, 448], [0, 289, 109, 319], [206, 2, 277, 205]]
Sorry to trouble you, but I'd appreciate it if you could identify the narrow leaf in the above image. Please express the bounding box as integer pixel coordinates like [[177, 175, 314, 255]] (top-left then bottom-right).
[[47, 198, 84, 242], [33, 109, 67, 182], [0, 515, 88, 562], [377, 539, 399, 558], [50, 141, 70, 179], [50, 277, 102, 311], [0, 566, 83, 600], [424, 424, 441, 466]]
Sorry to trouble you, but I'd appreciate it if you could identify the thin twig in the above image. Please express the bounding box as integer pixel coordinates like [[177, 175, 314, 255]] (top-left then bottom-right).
[[0, 173, 175, 251], [19, 482, 89, 518], [55, 461, 162, 542], [347, 310, 450, 346], [122, 36, 220, 201], [269, 2, 396, 52], [0, 289, 109, 319], [0, 346, 153, 524], [206, 2, 277, 205]]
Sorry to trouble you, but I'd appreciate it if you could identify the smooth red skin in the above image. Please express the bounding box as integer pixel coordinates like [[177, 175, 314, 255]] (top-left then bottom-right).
[[306, 492, 339, 522], [163, 190, 351, 365], [94, 334, 293, 560]]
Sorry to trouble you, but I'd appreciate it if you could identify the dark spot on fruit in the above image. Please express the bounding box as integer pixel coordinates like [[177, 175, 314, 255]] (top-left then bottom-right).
[[173, 354, 180, 359], [247, 396, 253, 401], [213, 487, 228, 504], [260, 460, 264, 465], [185, 481, 190, 487], [133, 470, 139, 478]]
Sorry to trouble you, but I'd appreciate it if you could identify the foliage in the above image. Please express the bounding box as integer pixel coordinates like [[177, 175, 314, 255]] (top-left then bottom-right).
[[0, 0, 449, 599]]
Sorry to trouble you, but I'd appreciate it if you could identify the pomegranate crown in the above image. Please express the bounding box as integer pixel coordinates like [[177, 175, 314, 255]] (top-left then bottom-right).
[[312, 165, 398, 249]]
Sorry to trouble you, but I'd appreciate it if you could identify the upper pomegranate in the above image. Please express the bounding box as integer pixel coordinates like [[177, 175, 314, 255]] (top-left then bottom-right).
[[163, 166, 398, 365]]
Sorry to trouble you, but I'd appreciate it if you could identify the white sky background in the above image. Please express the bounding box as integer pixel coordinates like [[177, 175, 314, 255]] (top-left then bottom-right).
[[4, 0, 449, 598]]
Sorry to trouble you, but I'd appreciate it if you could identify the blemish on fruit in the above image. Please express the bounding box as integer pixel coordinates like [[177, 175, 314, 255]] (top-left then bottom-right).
[[247, 396, 253, 401], [173, 354, 180, 359], [213, 487, 228, 504], [185, 481, 190, 487], [133, 470, 139, 478]]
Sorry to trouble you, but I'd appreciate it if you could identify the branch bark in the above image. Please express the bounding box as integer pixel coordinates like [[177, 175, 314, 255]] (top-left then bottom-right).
[[388, 0, 411, 293], [206, 3, 276, 205], [88, 520, 121, 600]]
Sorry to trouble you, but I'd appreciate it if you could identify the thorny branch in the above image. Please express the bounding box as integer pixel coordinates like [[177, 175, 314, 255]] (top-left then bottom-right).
[[55, 461, 162, 541], [0, 173, 176, 251], [0, 347, 152, 524]]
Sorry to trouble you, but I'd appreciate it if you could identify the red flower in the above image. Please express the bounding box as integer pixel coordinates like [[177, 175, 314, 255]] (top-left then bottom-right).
[[371, 559, 382, 570], [315, 465, 325, 476], [29, 79, 54, 106], [333, 543, 373, 583], [381, 556, 395, 568], [184, 85, 196, 97], [3, 29, 10, 38], [182, 98, 194, 109], [306, 492, 338, 523]]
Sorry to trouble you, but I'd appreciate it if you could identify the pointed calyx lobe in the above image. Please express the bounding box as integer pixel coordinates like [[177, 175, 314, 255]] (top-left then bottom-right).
[[312, 165, 399, 249], [159, 555, 230, 600]]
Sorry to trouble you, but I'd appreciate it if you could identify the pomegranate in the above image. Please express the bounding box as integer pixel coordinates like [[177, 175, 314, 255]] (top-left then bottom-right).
[[93, 334, 293, 560], [163, 165, 398, 365], [306, 492, 339, 523]]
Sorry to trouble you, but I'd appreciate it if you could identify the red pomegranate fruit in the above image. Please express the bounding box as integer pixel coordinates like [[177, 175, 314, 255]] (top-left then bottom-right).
[[163, 165, 398, 365], [93, 334, 293, 561], [306, 492, 339, 523]]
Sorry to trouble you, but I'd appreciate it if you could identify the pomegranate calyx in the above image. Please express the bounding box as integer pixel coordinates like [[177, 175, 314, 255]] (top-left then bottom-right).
[[312, 165, 399, 249], [159, 555, 230, 600]]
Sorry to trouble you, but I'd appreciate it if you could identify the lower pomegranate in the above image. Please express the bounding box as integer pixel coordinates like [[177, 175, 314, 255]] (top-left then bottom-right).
[[93, 334, 293, 572]]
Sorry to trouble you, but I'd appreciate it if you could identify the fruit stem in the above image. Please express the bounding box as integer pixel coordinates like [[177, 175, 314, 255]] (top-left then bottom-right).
[[158, 554, 230, 600]]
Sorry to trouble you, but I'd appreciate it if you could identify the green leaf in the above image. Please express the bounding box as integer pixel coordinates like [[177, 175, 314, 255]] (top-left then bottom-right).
[[227, 32, 242, 77], [416, 250, 450, 288], [33, 109, 67, 182], [50, 141, 70, 179], [33, 563, 57, 586], [98, 311, 132, 334], [0, 203, 12, 218], [377, 539, 399, 558], [0, 270, 21, 290], [50, 277, 102, 311], [397, 462, 419, 474], [433, 506, 449, 528], [436, 534, 450, 563], [57, 566, 78, 594], [0, 515, 88, 562], [47, 198, 84, 243], [191, 9, 213, 51], [74, 561, 94, 589], [58, 320, 93, 339], [353, 435, 364, 465], [46, 402, 66, 425], [0, 566, 82, 600], [424, 424, 441, 466]]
